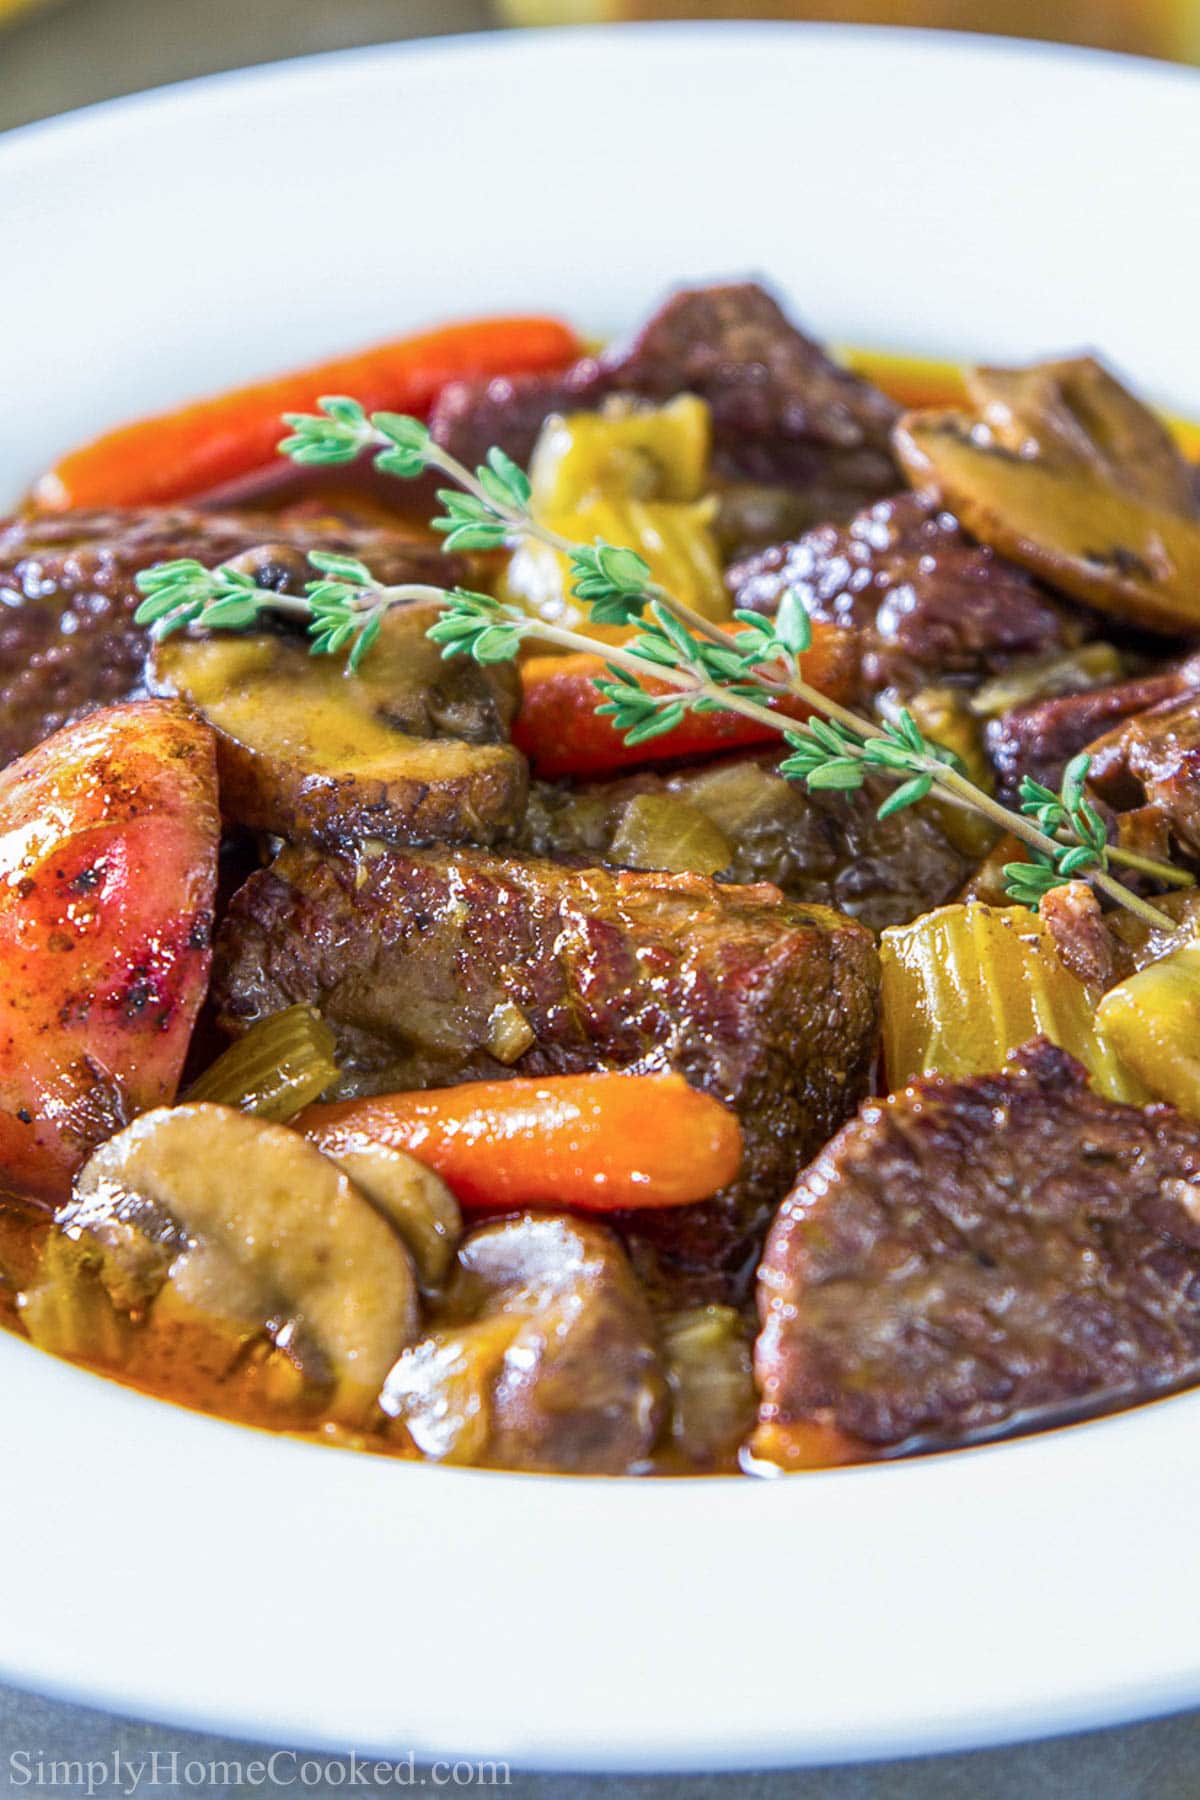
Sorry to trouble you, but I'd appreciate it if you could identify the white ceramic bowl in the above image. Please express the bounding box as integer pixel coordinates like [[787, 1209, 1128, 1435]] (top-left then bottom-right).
[[2, 24, 1200, 1773]]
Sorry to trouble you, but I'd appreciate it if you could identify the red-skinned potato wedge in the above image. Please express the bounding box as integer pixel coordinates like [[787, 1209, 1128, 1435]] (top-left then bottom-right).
[[300, 1072, 742, 1213], [32, 315, 581, 511], [513, 623, 860, 779], [0, 701, 219, 1203]]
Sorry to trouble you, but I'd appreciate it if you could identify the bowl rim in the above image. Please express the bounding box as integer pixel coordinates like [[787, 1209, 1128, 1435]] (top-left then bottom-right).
[[3, 21, 1200, 1772], [3, 16, 1198, 150]]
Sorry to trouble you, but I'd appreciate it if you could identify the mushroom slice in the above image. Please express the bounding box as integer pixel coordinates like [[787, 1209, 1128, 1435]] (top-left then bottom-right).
[[65, 1103, 419, 1420], [894, 356, 1200, 636], [147, 603, 528, 848], [968, 357, 1197, 515], [381, 1213, 667, 1474], [319, 1138, 462, 1293]]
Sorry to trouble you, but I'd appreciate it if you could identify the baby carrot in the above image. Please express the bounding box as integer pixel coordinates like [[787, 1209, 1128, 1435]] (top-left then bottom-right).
[[512, 622, 860, 779], [33, 315, 581, 510], [300, 1072, 741, 1213]]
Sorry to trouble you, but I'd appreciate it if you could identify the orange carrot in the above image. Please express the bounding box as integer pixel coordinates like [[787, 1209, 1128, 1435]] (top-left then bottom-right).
[[513, 623, 860, 779], [749, 1419, 868, 1471], [300, 1072, 741, 1213], [33, 315, 581, 511]]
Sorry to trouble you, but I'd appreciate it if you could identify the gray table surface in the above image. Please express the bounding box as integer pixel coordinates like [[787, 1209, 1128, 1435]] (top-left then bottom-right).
[[2, 2, 1200, 1791]]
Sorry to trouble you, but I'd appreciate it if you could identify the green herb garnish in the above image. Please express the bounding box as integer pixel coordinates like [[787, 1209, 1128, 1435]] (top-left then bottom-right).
[[132, 396, 1187, 928]]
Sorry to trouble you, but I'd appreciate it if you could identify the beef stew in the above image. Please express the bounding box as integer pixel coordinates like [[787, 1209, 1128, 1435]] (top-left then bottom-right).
[[5, 281, 1200, 1476]]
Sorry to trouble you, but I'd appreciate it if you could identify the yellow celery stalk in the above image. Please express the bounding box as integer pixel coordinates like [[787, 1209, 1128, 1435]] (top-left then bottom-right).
[[505, 396, 729, 628], [881, 901, 1145, 1102], [1097, 945, 1200, 1120]]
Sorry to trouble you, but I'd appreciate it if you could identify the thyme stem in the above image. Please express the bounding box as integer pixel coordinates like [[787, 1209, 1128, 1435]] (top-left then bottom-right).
[[500, 607, 1179, 931], [134, 394, 1187, 931]]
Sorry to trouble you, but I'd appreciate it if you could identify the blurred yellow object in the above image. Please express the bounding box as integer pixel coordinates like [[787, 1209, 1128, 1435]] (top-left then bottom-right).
[[505, 396, 729, 627], [498, 0, 1200, 62], [880, 901, 1145, 1101], [0, 0, 55, 19], [1097, 945, 1200, 1119], [505, 490, 727, 626], [530, 395, 711, 512]]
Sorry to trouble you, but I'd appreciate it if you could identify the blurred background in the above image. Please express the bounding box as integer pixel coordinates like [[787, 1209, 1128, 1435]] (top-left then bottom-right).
[[1, 0, 1198, 133]]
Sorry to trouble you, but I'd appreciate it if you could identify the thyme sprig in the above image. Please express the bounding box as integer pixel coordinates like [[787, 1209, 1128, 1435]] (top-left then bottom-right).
[[132, 395, 1186, 929], [279, 397, 719, 637], [134, 551, 450, 672], [428, 587, 1177, 924]]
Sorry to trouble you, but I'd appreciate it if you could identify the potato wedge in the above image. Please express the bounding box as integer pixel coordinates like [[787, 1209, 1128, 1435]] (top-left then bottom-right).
[[148, 604, 528, 848], [0, 701, 218, 1203], [894, 357, 1200, 635]]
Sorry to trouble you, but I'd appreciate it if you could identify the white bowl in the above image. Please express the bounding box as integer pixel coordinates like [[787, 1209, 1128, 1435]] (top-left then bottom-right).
[[2, 23, 1200, 1773]]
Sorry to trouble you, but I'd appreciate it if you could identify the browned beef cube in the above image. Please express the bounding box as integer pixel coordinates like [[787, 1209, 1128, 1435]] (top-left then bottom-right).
[[516, 754, 974, 934], [212, 846, 880, 1287], [755, 1039, 1200, 1465], [987, 668, 1188, 797], [728, 492, 1082, 696], [0, 508, 465, 767], [1088, 686, 1200, 856], [606, 283, 899, 502], [382, 1213, 667, 1475], [428, 361, 608, 477], [431, 282, 899, 512]]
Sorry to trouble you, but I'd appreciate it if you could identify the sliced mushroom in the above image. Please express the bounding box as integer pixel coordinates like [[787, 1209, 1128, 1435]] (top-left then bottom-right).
[[147, 604, 528, 848], [319, 1138, 462, 1294], [380, 1213, 667, 1474], [894, 356, 1200, 635], [58, 1104, 420, 1420], [969, 357, 1197, 515]]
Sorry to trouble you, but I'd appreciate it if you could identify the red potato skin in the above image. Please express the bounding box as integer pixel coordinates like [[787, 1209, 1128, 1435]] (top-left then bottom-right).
[[0, 701, 219, 1203]]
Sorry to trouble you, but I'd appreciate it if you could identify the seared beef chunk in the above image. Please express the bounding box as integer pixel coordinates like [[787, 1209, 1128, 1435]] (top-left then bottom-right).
[[382, 1213, 667, 1474], [987, 669, 1190, 796], [213, 845, 879, 1287], [1038, 881, 1117, 990], [0, 508, 463, 768], [728, 493, 1082, 696], [517, 754, 973, 933], [428, 361, 608, 478], [431, 283, 899, 513], [1088, 687, 1200, 857], [605, 283, 899, 502], [755, 1039, 1200, 1462]]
